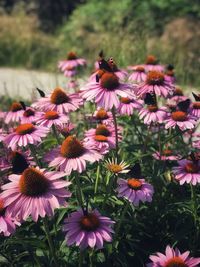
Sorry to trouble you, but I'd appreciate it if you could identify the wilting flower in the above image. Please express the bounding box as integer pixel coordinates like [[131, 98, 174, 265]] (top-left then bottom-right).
[[81, 72, 134, 110], [35, 110, 69, 128], [0, 167, 71, 222], [136, 71, 174, 99], [20, 107, 43, 124], [105, 158, 129, 174], [128, 66, 147, 83], [32, 87, 83, 113], [117, 178, 154, 206], [165, 111, 196, 131], [49, 135, 102, 175], [0, 198, 17, 236], [58, 51, 86, 71], [5, 102, 24, 124], [63, 209, 115, 249], [172, 159, 200, 185], [84, 124, 121, 154], [139, 105, 167, 125], [118, 97, 143, 116], [146, 245, 200, 267], [4, 123, 49, 150]]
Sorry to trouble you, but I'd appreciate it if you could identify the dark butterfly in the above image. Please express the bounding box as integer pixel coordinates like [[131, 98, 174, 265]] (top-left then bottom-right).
[[20, 101, 26, 110], [129, 162, 142, 178], [177, 99, 190, 112], [96, 74, 99, 83], [144, 93, 157, 106], [98, 59, 113, 72], [99, 50, 104, 58], [166, 64, 174, 71], [192, 92, 200, 102], [36, 87, 45, 97], [11, 152, 29, 174]]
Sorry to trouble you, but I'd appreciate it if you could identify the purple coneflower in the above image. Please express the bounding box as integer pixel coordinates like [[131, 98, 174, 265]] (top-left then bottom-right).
[[153, 149, 180, 161], [128, 66, 147, 83], [35, 110, 69, 128], [0, 198, 17, 236], [58, 51, 86, 71], [165, 111, 196, 131], [92, 108, 113, 125], [5, 102, 24, 124], [0, 167, 71, 222], [144, 55, 164, 72], [118, 97, 143, 116], [139, 105, 167, 125], [63, 209, 115, 250], [20, 107, 43, 124]]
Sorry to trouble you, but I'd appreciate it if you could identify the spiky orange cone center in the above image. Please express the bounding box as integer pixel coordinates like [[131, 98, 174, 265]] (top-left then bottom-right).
[[80, 213, 100, 231], [147, 71, 164, 85], [136, 66, 145, 72], [185, 162, 199, 173], [100, 72, 119, 90], [95, 125, 111, 142], [163, 149, 173, 156], [67, 51, 77, 60], [50, 88, 70, 105], [164, 257, 187, 267], [44, 111, 59, 120], [107, 164, 122, 173], [171, 111, 187, 122], [127, 179, 142, 190], [19, 167, 49, 196], [15, 123, 35, 135], [146, 55, 157, 65], [60, 136, 85, 158], [95, 108, 109, 120]]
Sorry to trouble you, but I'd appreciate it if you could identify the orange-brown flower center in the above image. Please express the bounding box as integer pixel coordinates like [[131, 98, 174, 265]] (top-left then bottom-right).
[[193, 102, 200, 109], [107, 164, 122, 173], [97, 69, 106, 78], [50, 88, 70, 105], [174, 87, 183, 96], [15, 123, 35, 135], [171, 111, 187, 121], [67, 51, 77, 60], [60, 135, 85, 158], [0, 199, 5, 216], [10, 102, 23, 112], [23, 109, 35, 117], [135, 66, 145, 72], [148, 105, 158, 112], [44, 111, 59, 120], [146, 55, 157, 65], [19, 167, 49, 196], [94, 125, 110, 142], [147, 71, 164, 85], [127, 179, 142, 190], [185, 162, 199, 173], [95, 108, 109, 120], [100, 72, 119, 90], [79, 213, 100, 231], [164, 256, 188, 267], [163, 149, 173, 156], [120, 97, 132, 104]]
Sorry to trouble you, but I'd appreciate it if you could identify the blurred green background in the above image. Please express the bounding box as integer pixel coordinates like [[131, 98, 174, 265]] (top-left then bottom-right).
[[0, 0, 200, 85]]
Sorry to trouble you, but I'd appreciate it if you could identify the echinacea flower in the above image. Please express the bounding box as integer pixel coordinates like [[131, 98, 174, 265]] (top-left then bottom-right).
[[81, 72, 135, 110], [49, 135, 102, 175], [136, 71, 174, 99], [4, 123, 49, 150], [20, 107, 43, 124], [92, 108, 113, 125], [117, 178, 154, 206], [32, 87, 83, 113], [0, 167, 71, 222], [165, 111, 196, 131], [63, 66, 77, 77], [84, 124, 121, 154], [0, 198, 17, 236], [35, 110, 69, 128], [118, 97, 143, 116], [144, 55, 164, 72], [147, 245, 200, 267], [153, 149, 180, 161], [172, 159, 200, 185], [105, 158, 129, 174], [139, 105, 167, 125], [191, 102, 200, 118], [58, 51, 86, 71], [128, 66, 147, 83], [5, 102, 24, 124], [63, 209, 115, 250]]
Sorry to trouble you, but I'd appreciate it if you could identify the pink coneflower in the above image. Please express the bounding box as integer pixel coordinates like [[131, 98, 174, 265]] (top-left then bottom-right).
[[84, 124, 121, 154], [89, 68, 128, 83], [144, 55, 164, 72], [5, 102, 24, 124], [0, 167, 71, 222], [35, 110, 69, 128], [139, 105, 167, 125], [117, 177, 154, 206], [118, 97, 143, 116], [32, 87, 83, 113], [190, 92, 200, 118], [57, 122, 75, 138], [153, 149, 181, 161], [165, 111, 196, 131], [58, 51, 86, 71], [147, 245, 200, 267], [4, 123, 49, 150], [136, 71, 174, 98], [128, 66, 147, 83], [48, 135, 102, 175], [20, 107, 43, 124], [92, 108, 113, 125], [0, 198, 17, 236], [63, 66, 77, 77], [81, 72, 134, 110], [172, 159, 200, 185], [63, 209, 115, 249]]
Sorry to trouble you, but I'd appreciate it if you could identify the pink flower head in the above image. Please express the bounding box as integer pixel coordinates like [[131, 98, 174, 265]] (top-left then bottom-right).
[[4, 123, 49, 150], [20, 107, 43, 124], [5, 102, 24, 124], [58, 51, 86, 70], [56, 122, 75, 138], [165, 111, 196, 131], [49, 135, 102, 175], [92, 108, 113, 125], [63, 66, 77, 77], [136, 71, 175, 99], [117, 178, 154, 206], [0, 198, 17, 236], [35, 110, 69, 128], [84, 124, 121, 154], [81, 72, 135, 110], [0, 167, 71, 222], [153, 149, 181, 161], [144, 55, 165, 72], [63, 209, 115, 250], [147, 245, 200, 267], [128, 66, 147, 83], [89, 68, 128, 83], [32, 87, 83, 113], [139, 105, 167, 125], [172, 159, 200, 185], [118, 97, 143, 116]]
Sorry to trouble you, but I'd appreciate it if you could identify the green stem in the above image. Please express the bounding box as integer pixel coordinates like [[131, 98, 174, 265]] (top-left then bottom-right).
[[112, 107, 119, 160], [75, 173, 84, 208], [94, 164, 100, 201], [190, 184, 199, 251], [114, 201, 129, 241], [43, 217, 58, 267], [52, 124, 60, 144], [29, 144, 41, 167]]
